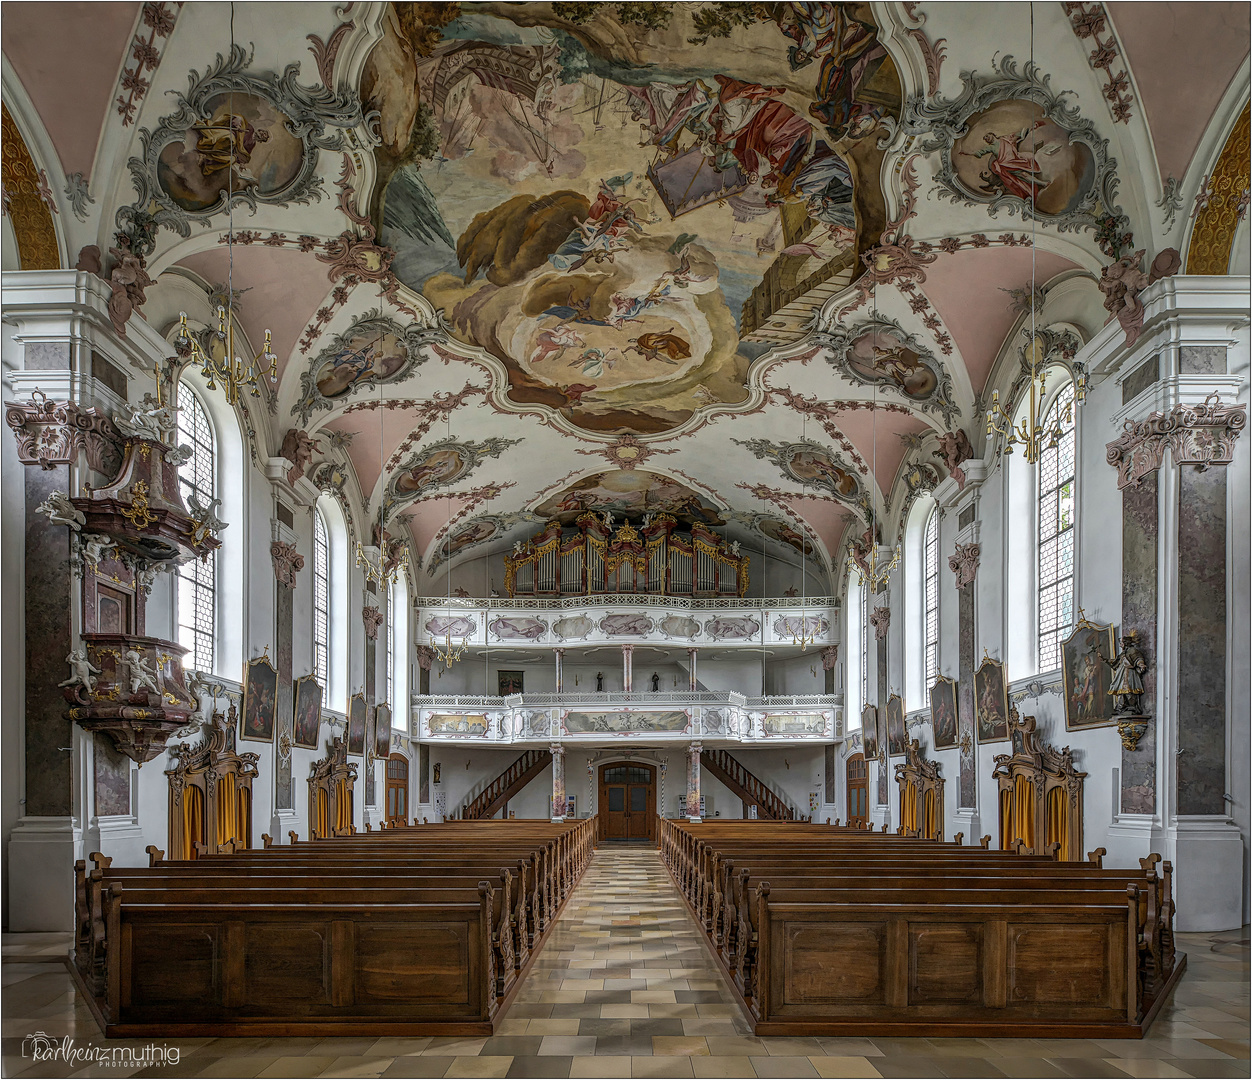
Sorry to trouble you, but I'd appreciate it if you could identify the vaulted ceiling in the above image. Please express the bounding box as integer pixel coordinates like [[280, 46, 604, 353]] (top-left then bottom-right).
[[3, 1, 1247, 591]]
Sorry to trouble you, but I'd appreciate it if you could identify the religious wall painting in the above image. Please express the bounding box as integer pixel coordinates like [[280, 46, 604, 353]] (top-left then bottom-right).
[[347, 693, 367, 755], [562, 709, 689, 735], [120, 44, 367, 250], [424, 614, 476, 640], [772, 614, 829, 640], [599, 612, 654, 637], [552, 614, 594, 641], [241, 653, 278, 743], [705, 615, 760, 642], [427, 713, 489, 736], [374, 703, 392, 758], [1062, 621, 1118, 731], [886, 693, 906, 756], [292, 674, 323, 750], [489, 616, 547, 642], [929, 675, 959, 751], [861, 704, 879, 758], [294, 313, 439, 423], [974, 656, 1010, 743], [364, 708, 377, 772], [902, 56, 1127, 242], [734, 438, 870, 514], [813, 315, 959, 424], [762, 712, 828, 737], [534, 471, 724, 528], [363, 5, 902, 435], [497, 670, 525, 696]]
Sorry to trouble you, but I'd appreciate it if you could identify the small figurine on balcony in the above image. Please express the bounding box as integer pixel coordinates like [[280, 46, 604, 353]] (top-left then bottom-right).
[[596, 671, 604, 692], [58, 649, 102, 695], [651, 671, 660, 692], [123, 648, 160, 697]]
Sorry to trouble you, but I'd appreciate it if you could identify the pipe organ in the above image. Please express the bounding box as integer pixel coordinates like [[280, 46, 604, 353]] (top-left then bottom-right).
[[504, 512, 748, 598]]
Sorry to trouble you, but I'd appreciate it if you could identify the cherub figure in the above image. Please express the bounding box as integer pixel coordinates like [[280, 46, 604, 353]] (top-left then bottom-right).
[[37, 491, 85, 530], [59, 649, 102, 694], [123, 648, 160, 697]]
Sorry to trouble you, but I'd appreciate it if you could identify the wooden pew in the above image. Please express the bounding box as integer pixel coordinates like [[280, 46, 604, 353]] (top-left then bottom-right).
[[71, 817, 597, 1037]]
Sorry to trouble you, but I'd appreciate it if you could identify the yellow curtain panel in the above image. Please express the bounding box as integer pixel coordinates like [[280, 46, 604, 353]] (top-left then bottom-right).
[[1046, 786, 1069, 861], [335, 779, 351, 832], [182, 785, 205, 860], [1013, 775, 1035, 851], [999, 788, 1012, 850], [923, 788, 936, 840], [902, 783, 917, 832], [316, 788, 329, 838], [216, 775, 237, 850], [236, 785, 250, 851]]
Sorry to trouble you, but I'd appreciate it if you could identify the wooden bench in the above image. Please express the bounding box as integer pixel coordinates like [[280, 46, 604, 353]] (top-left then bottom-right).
[[659, 819, 1182, 1038], [71, 817, 596, 1036]]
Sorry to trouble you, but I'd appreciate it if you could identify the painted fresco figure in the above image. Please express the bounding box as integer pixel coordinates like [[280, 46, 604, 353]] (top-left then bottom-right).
[[960, 120, 1049, 201], [192, 110, 271, 181], [1104, 630, 1148, 715]]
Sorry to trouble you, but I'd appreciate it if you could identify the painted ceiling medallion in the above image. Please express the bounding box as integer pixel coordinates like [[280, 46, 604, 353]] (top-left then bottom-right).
[[293, 311, 441, 423], [362, 4, 904, 435], [733, 438, 871, 515], [902, 56, 1129, 245], [575, 434, 679, 471], [118, 44, 371, 252], [811, 314, 960, 424], [381, 436, 523, 521]]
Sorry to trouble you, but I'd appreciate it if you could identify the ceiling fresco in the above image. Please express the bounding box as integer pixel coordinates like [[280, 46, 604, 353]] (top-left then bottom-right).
[[6, 0, 1244, 594]]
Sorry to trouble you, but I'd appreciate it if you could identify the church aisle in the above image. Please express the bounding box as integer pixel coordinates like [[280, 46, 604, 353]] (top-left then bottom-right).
[[0, 846, 1248, 1079]]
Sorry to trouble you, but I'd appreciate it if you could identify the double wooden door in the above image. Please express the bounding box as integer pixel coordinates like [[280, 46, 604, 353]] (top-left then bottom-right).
[[846, 752, 868, 827], [599, 763, 655, 841]]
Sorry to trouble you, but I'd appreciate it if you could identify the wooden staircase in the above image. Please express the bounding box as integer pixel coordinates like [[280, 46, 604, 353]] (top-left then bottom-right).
[[462, 748, 552, 820], [700, 747, 798, 821]]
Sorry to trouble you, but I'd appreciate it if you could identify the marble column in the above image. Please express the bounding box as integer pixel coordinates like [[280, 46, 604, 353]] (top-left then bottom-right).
[[686, 741, 702, 821], [271, 542, 302, 816], [875, 590, 888, 809], [957, 575, 977, 810], [687, 647, 698, 691], [821, 645, 838, 695], [554, 648, 565, 693], [416, 644, 434, 695], [621, 644, 634, 692], [550, 743, 566, 822]]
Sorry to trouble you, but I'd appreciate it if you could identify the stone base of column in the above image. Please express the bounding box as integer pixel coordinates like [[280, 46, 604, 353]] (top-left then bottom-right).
[[9, 816, 81, 931], [551, 815, 566, 824], [90, 815, 146, 867], [1162, 817, 1245, 931], [953, 808, 981, 845], [270, 808, 298, 845], [687, 815, 702, 823]]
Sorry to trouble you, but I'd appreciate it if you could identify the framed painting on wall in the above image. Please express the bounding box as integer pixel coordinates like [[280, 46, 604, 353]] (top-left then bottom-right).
[[375, 703, 393, 757], [1062, 621, 1118, 731], [498, 670, 524, 696], [364, 707, 376, 765], [347, 693, 367, 755], [886, 693, 907, 756], [292, 674, 323, 750], [974, 656, 1010, 743], [930, 676, 959, 750], [861, 705, 879, 758], [242, 653, 278, 743]]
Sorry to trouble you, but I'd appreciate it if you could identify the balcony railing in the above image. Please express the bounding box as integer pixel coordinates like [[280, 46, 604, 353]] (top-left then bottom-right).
[[413, 594, 838, 611]]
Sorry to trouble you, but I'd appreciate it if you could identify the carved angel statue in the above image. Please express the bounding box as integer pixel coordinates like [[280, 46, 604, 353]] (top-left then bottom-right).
[[187, 490, 227, 536], [164, 443, 194, 467], [512, 540, 525, 556], [113, 394, 176, 442], [602, 510, 615, 527], [58, 649, 102, 694], [729, 540, 741, 556], [1103, 630, 1149, 716], [80, 533, 115, 568], [37, 491, 85, 530], [123, 648, 160, 697]]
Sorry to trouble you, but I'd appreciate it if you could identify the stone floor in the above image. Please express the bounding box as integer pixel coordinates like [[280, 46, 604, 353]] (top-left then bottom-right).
[[2, 844, 1248, 1079]]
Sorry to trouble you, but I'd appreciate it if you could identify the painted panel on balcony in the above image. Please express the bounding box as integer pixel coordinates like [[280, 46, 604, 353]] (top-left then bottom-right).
[[762, 712, 829, 736], [705, 616, 760, 641], [427, 713, 489, 736], [489, 615, 548, 641], [562, 709, 690, 735]]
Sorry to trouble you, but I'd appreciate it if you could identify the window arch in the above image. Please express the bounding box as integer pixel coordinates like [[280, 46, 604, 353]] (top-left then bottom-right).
[[312, 509, 330, 687], [923, 508, 939, 702], [175, 383, 216, 672], [389, 574, 409, 713], [846, 570, 865, 728], [314, 494, 349, 707], [1037, 382, 1077, 672]]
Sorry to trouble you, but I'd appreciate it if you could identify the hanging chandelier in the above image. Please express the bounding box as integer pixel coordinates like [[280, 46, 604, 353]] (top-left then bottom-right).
[[171, 3, 275, 407], [984, 2, 1085, 464]]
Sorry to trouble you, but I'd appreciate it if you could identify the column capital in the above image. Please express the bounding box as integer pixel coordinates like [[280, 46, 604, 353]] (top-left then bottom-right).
[[549, 742, 565, 757]]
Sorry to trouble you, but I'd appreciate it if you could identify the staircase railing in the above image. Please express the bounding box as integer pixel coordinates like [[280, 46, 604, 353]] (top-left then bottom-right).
[[462, 748, 552, 820], [701, 747, 796, 820]]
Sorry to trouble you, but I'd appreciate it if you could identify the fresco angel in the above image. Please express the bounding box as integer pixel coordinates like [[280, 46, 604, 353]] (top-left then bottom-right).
[[531, 325, 584, 364]]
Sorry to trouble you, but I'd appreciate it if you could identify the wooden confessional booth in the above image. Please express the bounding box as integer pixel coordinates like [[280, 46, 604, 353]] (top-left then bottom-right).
[[894, 738, 944, 839], [308, 735, 358, 838], [166, 709, 258, 858], [993, 707, 1086, 859]]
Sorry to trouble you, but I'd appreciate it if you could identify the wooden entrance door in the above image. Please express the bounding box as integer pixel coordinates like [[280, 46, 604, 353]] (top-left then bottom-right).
[[599, 763, 655, 841], [386, 753, 409, 826], [846, 752, 868, 827]]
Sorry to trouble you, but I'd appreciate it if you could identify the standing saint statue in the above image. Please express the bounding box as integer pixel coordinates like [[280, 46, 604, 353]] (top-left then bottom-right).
[[1103, 630, 1148, 715]]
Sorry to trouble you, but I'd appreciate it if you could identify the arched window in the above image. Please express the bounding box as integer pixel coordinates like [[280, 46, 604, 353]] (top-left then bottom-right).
[[175, 383, 216, 672], [1037, 383, 1077, 672], [389, 574, 409, 714], [312, 509, 330, 687], [923, 509, 939, 702], [845, 571, 865, 728], [861, 573, 871, 707]]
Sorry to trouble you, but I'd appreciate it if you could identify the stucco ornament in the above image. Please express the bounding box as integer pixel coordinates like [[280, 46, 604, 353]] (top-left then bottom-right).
[[1106, 393, 1247, 489], [949, 542, 981, 590], [869, 605, 891, 640], [58, 649, 102, 695], [270, 541, 305, 588], [37, 491, 85, 530]]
